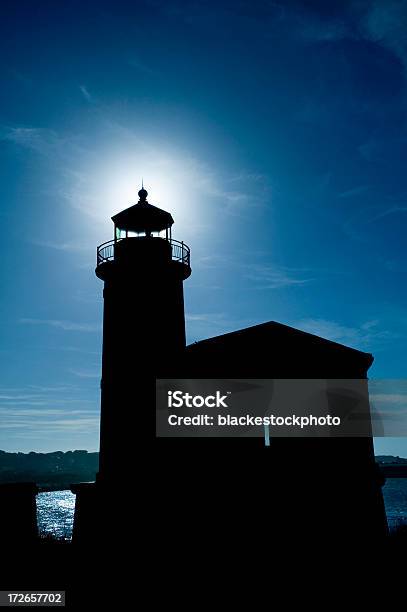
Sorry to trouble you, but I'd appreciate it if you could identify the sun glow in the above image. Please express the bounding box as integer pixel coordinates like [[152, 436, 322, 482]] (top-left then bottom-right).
[[62, 140, 227, 249], [73, 148, 208, 236]]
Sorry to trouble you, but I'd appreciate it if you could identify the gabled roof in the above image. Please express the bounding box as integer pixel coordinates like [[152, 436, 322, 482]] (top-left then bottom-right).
[[185, 320, 373, 378]]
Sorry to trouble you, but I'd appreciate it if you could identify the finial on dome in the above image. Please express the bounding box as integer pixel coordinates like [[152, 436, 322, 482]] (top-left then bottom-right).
[[138, 180, 148, 202]]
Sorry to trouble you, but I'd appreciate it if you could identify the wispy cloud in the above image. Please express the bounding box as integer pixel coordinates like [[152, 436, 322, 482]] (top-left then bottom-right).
[[338, 185, 369, 199], [367, 205, 407, 223], [79, 84, 93, 103], [370, 394, 407, 405], [194, 254, 313, 289], [20, 318, 100, 332], [287, 0, 407, 78], [0, 127, 60, 155], [0, 398, 93, 407], [193, 255, 224, 269], [0, 410, 100, 433], [27, 384, 80, 392], [0, 383, 99, 444], [69, 368, 100, 379], [186, 313, 226, 324], [343, 200, 407, 244], [128, 56, 156, 75], [361, 0, 407, 72], [0, 125, 87, 167], [59, 345, 99, 355], [243, 263, 313, 289], [194, 170, 270, 215], [292, 318, 397, 349], [33, 239, 93, 252]]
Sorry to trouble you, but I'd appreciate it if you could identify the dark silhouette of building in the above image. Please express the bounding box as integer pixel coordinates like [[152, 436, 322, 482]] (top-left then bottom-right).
[[0, 482, 38, 545], [71, 187, 191, 542], [179, 322, 388, 551], [71, 187, 387, 555]]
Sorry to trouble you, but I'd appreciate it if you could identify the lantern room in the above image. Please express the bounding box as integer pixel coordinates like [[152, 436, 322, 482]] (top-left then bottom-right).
[[95, 186, 191, 280], [111, 187, 174, 240]]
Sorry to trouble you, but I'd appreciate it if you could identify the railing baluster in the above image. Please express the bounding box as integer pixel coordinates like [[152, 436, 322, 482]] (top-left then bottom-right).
[[97, 237, 190, 267]]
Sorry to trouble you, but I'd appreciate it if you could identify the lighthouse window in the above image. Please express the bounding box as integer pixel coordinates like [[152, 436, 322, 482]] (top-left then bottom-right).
[[116, 227, 127, 239]]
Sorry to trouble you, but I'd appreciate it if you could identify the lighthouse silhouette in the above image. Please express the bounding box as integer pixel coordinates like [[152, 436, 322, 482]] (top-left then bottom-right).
[[71, 186, 191, 541], [71, 185, 387, 553], [95, 186, 190, 484]]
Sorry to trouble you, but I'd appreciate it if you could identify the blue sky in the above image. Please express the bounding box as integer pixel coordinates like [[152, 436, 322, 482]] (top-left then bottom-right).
[[0, 0, 406, 454]]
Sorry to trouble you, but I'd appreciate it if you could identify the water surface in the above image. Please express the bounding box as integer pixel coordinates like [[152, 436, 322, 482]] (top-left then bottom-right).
[[36, 479, 407, 540]]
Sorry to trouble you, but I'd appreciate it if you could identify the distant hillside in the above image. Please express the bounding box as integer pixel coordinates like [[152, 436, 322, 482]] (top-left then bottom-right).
[[1, 451, 406, 491], [376, 455, 407, 465], [0, 450, 99, 490]]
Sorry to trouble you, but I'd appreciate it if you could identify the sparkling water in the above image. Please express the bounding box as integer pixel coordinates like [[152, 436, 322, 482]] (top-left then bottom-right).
[[36, 479, 407, 540], [36, 490, 75, 540]]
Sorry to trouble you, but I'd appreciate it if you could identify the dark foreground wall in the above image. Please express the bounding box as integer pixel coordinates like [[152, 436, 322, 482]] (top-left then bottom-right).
[[0, 482, 38, 545]]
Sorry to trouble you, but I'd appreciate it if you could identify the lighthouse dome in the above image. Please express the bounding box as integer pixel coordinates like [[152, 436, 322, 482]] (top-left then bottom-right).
[[111, 188, 174, 233]]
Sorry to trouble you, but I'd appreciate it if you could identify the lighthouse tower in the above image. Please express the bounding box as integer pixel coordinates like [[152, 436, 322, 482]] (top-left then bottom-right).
[[95, 186, 191, 484], [71, 187, 190, 542]]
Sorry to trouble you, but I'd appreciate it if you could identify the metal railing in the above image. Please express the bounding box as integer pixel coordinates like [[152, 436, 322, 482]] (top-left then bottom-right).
[[96, 237, 190, 268], [97, 241, 115, 265], [170, 239, 190, 266]]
